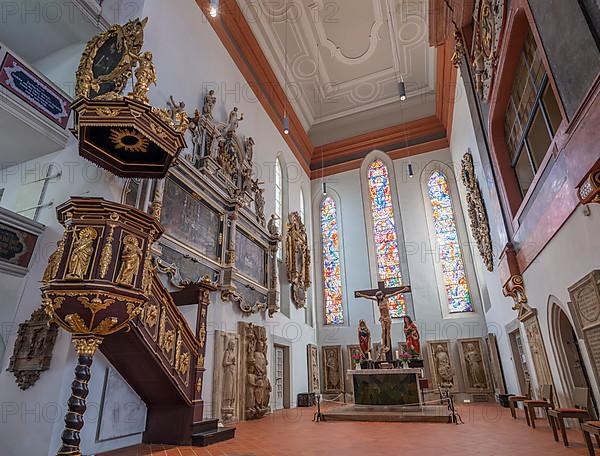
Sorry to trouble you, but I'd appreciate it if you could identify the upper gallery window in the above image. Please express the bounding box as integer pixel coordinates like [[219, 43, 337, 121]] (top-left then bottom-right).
[[504, 30, 563, 197]]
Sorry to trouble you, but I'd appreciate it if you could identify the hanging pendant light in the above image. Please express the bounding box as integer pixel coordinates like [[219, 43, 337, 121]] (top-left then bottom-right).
[[322, 181, 327, 196], [209, 0, 219, 17], [398, 79, 407, 101], [283, 114, 290, 135], [407, 162, 414, 178]]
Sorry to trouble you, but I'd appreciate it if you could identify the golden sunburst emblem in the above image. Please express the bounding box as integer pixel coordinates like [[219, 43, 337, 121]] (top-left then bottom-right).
[[109, 128, 149, 153]]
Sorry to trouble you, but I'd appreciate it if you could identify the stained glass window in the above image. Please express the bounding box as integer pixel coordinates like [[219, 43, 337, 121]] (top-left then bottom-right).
[[367, 160, 406, 318], [321, 196, 344, 325], [427, 171, 472, 313]]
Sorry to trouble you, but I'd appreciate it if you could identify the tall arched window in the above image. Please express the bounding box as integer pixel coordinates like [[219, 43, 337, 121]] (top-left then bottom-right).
[[427, 171, 472, 313], [275, 158, 283, 259], [299, 188, 305, 223], [320, 196, 344, 325], [367, 159, 406, 318]]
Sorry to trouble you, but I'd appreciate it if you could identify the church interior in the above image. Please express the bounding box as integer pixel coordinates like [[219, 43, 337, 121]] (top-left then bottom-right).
[[0, 0, 599, 455]]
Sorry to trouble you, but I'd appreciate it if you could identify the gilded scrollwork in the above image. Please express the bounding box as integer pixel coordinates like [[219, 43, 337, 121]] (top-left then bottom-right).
[[461, 152, 494, 271], [285, 212, 311, 309], [472, 0, 505, 101]]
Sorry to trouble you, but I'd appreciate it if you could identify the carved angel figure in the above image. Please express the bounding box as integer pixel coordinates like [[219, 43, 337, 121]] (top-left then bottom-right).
[[129, 51, 156, 104]]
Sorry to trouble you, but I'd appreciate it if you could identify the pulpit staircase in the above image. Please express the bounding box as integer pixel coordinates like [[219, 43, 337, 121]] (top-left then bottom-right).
[[99, 273, 235, 446]]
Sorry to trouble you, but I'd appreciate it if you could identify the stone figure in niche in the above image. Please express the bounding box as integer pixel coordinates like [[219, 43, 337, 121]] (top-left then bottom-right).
[[403, 316, 421, 357], [434, 344, 454, 387], [465, 343, 487, 388], [357, 319, 371, 359], [227, 107, 244, 134], [245, 137, 255, 164], [116, 235, 143, 286], [203, 89, 216, 119], [251, 179, 266, 226], [326, 350, 340, 390], [222, 338, 237, 415], [267, 214, 280, 238], [67, 227, 97, 279]]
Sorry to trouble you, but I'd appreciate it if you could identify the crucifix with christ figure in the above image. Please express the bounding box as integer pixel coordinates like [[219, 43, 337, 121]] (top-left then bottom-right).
[[354, 281, 411, 361]]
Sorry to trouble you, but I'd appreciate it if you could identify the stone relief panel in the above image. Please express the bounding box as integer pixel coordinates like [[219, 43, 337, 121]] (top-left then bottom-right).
[[307, 344, 319, 393], [457, 338, 492, 394], [212, 331, 240, 424], [569, 270, 600, 389], [322, 345, 343, 394], [237, 322, 271, 420], [523, 315, 554, 393], [486, 333, 507, 395], [426, 340, 458, 392]]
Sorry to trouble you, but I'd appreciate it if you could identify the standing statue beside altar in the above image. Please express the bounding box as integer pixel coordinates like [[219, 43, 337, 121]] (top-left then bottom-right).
[[357, 320, 371, 359], [403, 315, 421, 357]]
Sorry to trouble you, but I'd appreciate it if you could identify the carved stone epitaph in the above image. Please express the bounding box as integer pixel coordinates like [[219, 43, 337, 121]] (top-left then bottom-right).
[[426, 340, 458, 392], [237, 323, 271, 420], [212, 331, 240, 424], [486, 333, 507, 395], [7, 308, 59, 390], [285, 212, 311, 309], [307, 344, 319, 393], [322, 345, 343, 394], [457, 338, 492, 393], [569, 271, 600, 387]]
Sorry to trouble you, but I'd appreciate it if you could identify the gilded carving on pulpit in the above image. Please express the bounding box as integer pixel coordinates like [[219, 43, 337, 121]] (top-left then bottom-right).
[[307, 344, 320, 393], [67, 227, 98, 279], [461, 152, 494, 271], [472, 0, 506, 101], [322, 345, 343, 393], [8, 308, 59, 390], [285, 212, 311, 309], [43, 240, 65, 282], [426, 341, 457, 391], [458, 338, 492, 393], [116, 235, 143, 286]]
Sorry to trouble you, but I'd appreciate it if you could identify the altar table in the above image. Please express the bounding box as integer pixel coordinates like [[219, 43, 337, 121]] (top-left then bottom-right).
[[348, 368, 422, 406]]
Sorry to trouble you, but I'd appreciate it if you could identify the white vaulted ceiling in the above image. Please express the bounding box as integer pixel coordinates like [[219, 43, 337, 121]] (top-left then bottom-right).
[[239, 0, 437, 145]]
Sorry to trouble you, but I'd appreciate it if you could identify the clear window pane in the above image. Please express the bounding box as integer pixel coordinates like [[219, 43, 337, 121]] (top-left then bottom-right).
[[542, 84, 563, 134], [526, 106, 552, 169], [515, 148, 535, 197]]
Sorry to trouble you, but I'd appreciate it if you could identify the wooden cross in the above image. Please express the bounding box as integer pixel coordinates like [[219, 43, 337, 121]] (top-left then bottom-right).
[[354, 281, 411, 299]]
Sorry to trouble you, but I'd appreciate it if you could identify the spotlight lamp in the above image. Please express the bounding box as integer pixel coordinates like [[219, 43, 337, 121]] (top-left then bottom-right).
[[209, 0, 219, 17], [407, 162, 414, 178], [283, 115, 290, 135], [398, 80, 407, 101]]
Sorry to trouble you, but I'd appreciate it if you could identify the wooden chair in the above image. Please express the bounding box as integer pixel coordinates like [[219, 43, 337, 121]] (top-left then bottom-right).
[[523, 384, 554, 428], [508, 381, 531, 419], [549, 387, 592, 446], [582, 421, 600, 455]]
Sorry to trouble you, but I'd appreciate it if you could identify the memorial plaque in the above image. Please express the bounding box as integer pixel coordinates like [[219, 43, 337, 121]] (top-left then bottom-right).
[[0, 222, 38, 268], [161, 178, 222, 260], [235, 230, 266, 285], [569, 271, 600, 387], [0, 53, 70, 128]]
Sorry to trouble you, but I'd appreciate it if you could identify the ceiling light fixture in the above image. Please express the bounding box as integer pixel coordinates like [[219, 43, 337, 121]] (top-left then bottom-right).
[[398, 78, 407, 101], [283, 114, 290, 135], [209, 0, 219, 17], [407, 162, 414, 178]]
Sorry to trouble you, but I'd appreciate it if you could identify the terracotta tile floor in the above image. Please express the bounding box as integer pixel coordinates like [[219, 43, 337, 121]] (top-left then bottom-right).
[[100, 403, 596, 456]]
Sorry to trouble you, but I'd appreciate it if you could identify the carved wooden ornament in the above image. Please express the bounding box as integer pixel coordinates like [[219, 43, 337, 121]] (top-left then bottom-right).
[[285, 212, 311, 309]]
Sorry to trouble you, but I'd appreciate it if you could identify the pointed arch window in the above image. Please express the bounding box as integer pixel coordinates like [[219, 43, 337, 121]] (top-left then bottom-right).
[[320, 196, 344, 325], [427, 171, 472, 313], [367, 159, 406, 318]]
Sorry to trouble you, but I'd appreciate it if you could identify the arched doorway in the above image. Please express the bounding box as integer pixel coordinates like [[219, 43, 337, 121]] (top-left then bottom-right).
[[551, 302, 598, 415]]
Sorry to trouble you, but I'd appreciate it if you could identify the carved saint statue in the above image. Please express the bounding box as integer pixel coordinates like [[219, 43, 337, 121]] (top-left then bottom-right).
[[253, 336, 271, 411], [67, 227, 98, 279], [355, 289, 405, 360], [116, 235, 143, 286], [267, 214, 280, 238], [222, 339, 237, 412], [43, 240, 64, 282], [227, 107, 244, 134], [403, 315, 421, 357], [245, 136, 255, 164], [357, 319, 371, 359], [251, 179, 266, 226], [434, 344, 454, 387], [203, 89, 217, 119], [326, 350, 340, 389], [129, 51, 156, 104], [464, 343, 487, 388]]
